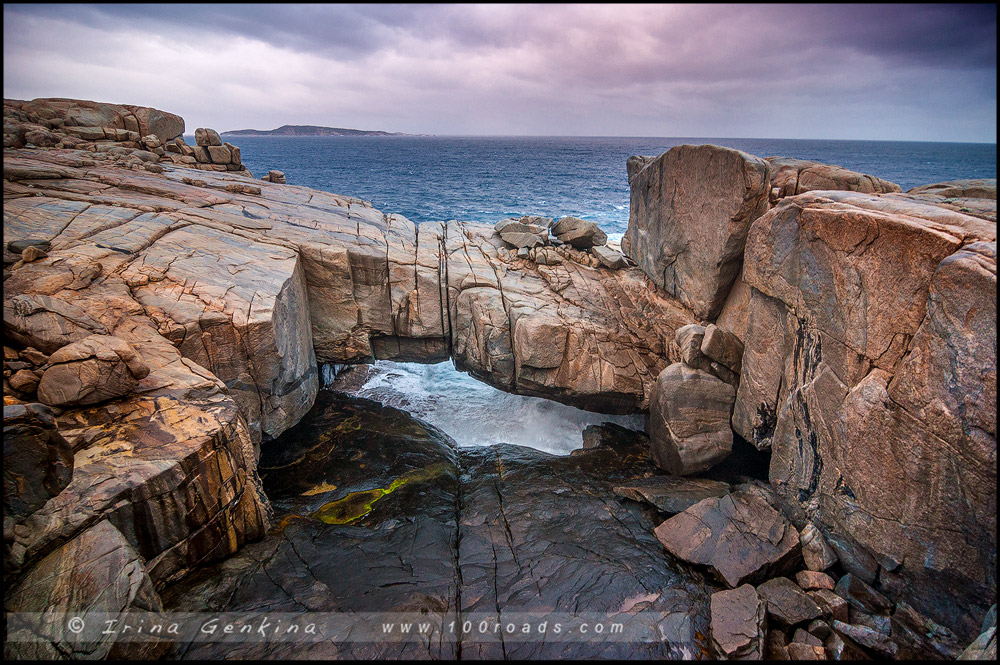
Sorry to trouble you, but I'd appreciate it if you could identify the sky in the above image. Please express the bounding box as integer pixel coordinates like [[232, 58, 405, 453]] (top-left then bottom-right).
[[3, 3, 996, 142]]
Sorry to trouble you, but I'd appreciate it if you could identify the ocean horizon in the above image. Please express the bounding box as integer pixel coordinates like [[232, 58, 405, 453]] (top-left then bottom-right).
[[220, 134, 997, 234]]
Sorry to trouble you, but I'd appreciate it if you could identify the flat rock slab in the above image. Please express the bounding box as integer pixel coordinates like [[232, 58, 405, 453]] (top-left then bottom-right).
[[613, 475, 730, 514], [164, 392, 716, 660], [654, 490, 801, 588], [710, 584, 766, 659]]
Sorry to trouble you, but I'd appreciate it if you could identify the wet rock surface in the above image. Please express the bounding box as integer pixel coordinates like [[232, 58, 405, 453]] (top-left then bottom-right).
[[162, 392, 717, 659]]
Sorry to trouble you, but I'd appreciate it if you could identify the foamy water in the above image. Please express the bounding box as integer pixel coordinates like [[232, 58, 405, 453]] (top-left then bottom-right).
[[337, 360, 646, 455]]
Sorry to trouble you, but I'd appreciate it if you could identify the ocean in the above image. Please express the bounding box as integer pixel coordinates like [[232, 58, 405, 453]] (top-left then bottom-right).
[[222, 135, 997, 453]]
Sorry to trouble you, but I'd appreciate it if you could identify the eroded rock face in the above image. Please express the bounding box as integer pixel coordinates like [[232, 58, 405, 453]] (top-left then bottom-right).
[[623, 144, 771, 320], [613, 475, 730, 514], [766, 157, 902, 200], [734, 189, 997, 640], [654, 490, 801, 588], [36, 334, 150, 407], [648, 362, 735, 475]]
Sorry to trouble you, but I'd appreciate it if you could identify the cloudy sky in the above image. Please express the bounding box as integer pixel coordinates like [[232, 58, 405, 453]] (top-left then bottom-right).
[[3, 4, 996, 141]]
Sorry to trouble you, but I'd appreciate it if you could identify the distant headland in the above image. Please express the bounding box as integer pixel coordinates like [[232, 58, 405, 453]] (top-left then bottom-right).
[[221, 124, 402, 137]]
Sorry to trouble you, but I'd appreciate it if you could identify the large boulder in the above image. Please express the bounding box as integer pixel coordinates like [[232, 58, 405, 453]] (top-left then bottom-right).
[[623, 144, 771, 320], [551, 216, 607, 248], [36, 334, 150, 407], [648, 362, 735, 475], [494, 217, 547, 248], [734, 189, 996, 640], [654, 490, 802, 587], [766, 157, 901, 199]]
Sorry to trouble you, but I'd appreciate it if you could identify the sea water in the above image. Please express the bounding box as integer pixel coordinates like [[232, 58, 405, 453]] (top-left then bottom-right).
[[227, 135, 996, 452]]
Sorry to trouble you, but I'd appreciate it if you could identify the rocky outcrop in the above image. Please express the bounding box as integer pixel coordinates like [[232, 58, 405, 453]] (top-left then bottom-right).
[[766, 157, 902, 201], [36, 334, 150, 406], [908, 178, 996, 200], [733, 188, 996, 639], [623, 144, 771, 320]]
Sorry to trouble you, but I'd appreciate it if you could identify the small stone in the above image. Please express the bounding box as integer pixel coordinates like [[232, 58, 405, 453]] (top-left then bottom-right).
[[8, 369, 40, 393], [807, 619, 832, 641], [551, 216, 607, 249], [831, 620, 898, 659], [20, 348, 48, 366], [809, 589, 849, 623], [591, 245, 629, 269], [757, 577, 823, 626], [800, 523, 839, 571], [701, 324, 745, 373], [613, 475, 730, 514], [20, 246, 48, 263], [824, 632, 869, 660], [796, 570, 835, 591], [264, 169, 286, 184]]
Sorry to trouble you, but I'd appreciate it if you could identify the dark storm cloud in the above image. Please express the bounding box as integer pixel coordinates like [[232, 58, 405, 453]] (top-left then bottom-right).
[[3, 4, 996, 140]]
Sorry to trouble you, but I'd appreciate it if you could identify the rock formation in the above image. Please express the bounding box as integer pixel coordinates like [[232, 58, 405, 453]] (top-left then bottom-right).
[[3, 96, 995, 660], [623, 144, 771, 320]]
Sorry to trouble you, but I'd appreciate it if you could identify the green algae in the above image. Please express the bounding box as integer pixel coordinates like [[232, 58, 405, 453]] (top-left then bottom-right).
[[311, 462, 451, 525]]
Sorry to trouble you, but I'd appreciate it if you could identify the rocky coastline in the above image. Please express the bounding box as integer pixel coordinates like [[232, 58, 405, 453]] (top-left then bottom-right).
[[3, 97, 996, 660]]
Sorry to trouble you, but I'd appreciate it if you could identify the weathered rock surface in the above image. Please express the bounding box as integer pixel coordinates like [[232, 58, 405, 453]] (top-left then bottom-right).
[[623, 144, 771, 319], [648, 363, 735, 475], [890, 601, 964, 660], [654, 490, 801, 588], [194, 127, 222, 147], [5, 520, 165, 660], [766, 157, 902, 199], [613, 475, 730, 514], [162, 392, 715, 660], [36, 334, 150, 406], [908, 178, 996, 200], [733, 188, 996, 640], [795, 570, 835, 591], [710, 584, 767, 659]]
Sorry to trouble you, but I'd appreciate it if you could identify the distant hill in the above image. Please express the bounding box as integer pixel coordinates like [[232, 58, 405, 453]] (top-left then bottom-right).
[[222, 124, 401, 137]]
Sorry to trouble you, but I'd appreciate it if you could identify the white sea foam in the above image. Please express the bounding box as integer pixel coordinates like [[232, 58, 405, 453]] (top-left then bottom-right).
[[351, 360, 645, 455]]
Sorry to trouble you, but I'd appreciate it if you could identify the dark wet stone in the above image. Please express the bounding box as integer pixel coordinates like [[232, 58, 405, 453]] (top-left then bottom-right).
[[3, 403, 73, 519], [613, 475, 730, 514], [162, 392, 462, 659], [163, 392, 716, 660], [456, 440, 714, 659]]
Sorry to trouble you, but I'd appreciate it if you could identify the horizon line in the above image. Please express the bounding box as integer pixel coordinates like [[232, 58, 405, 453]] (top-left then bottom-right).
[[198, 132, 998, 146]]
